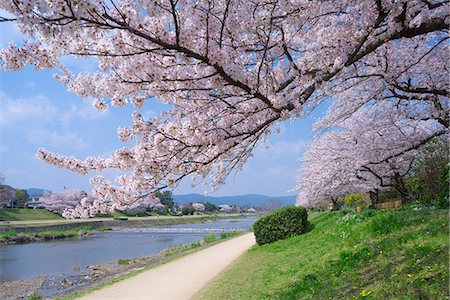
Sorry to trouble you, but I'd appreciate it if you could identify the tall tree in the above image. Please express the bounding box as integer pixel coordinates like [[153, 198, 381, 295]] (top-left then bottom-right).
[[15, 189, 30, 204], [1, 1, 448, 216], [40, 190, 85, 216], [155, 190, 174, 211], [296, 101, 446, 208]]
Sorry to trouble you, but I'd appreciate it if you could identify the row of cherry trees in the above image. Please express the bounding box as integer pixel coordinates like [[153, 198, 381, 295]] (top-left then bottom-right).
[[295, 32, 448, 208], [40, 189, 162, 218], [1, 0, 448, 217]]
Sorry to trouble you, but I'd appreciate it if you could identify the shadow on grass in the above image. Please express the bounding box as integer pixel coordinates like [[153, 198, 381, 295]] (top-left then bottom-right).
[[304, 221, 315, 233]]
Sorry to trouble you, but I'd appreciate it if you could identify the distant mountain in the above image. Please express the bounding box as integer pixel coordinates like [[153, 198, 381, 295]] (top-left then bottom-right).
[[172, 193, 296, 207], [26, 188, 51, 197]]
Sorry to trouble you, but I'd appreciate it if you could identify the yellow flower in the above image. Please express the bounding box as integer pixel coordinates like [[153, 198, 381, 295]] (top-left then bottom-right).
[[407, 274, 413, 278], [360, 290, 372, 297]]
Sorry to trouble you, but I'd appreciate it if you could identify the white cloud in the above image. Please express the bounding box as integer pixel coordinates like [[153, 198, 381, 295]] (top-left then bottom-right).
[[143, 109, 157, 119], [60, 56, 99, 72], [59, 101, 109, 126], [264, 165, 298, 177], [256, 139, 311, 158], [0, 92, 58, 126], [25, 129, 87, 150], [0, 92, 108, 128]]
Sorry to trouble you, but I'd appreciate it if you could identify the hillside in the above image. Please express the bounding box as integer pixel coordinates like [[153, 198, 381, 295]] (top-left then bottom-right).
[[26, 188, 51, 197], [0, 208, 62, 221], [173, 193, 296, 207], [197, 208, 449, 299]]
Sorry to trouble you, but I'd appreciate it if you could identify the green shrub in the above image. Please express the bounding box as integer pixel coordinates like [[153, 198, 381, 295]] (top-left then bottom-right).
[[122, 209, 147, 217], [344, 193, 362, 207], [28, 292, 42, 300], [253, 206, 308, 245], [219, 231, 241, 239], [1, 230, 17, 239], [117, 259, 130, 265], [203, 234, 216, 243]]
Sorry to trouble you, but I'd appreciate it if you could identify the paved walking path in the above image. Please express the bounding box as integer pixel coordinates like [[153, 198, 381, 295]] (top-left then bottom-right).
[[79, 233, 255, 300]]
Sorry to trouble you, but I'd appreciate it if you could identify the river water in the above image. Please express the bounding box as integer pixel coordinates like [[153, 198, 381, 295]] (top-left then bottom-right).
[[0, 217, 256, 283]]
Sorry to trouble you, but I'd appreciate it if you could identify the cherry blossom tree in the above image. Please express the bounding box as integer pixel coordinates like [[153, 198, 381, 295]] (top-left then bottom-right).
[[40, 189, 85, 216], [247, 207, 256, 214], [1, 0, 448, 216], [219, 204, 232, 213], [41, 189, 161, 218], [192, 202, 205, 212], [296, 100, 447, 209]]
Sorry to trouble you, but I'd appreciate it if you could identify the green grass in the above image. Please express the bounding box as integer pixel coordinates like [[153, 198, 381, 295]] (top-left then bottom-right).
[[117, 259, 130, 265], [219, 231, 242, 239], [197, 209, 449, 300], [0, 208, 62, 221], [28, 292, 43, 300], [203, 234, 216, 243]]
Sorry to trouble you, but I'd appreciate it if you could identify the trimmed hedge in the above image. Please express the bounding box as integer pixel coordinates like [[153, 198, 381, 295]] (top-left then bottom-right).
[[253, 206, 308, 245]]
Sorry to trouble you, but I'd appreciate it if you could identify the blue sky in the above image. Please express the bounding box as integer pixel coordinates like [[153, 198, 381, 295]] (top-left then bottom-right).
[[0, 18, 327, 197]]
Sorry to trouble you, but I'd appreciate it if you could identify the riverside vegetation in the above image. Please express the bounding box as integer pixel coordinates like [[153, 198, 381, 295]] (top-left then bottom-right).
[[197, 207, 448, 299], [0, 225, 109, 244]]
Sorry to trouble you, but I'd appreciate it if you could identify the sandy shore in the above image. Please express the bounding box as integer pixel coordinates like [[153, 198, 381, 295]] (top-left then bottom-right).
[[79, 233, 255, 300]]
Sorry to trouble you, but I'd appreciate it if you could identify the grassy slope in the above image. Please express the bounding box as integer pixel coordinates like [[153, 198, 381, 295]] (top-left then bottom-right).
[[197, 209, 449, 300], [0, 208, 62, 221]]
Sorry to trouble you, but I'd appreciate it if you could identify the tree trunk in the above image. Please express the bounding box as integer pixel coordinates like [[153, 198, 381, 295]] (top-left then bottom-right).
[[369, 189, 379, 208], [330, 197, 340, 211], [393, 172, 409, 204]]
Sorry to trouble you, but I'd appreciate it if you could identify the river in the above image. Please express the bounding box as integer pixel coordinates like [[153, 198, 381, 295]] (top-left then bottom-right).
[[0, 216, 256, 283]]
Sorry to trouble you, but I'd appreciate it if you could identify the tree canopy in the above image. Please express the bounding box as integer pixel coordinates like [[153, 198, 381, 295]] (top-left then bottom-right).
[[0, 0, 448, 217]]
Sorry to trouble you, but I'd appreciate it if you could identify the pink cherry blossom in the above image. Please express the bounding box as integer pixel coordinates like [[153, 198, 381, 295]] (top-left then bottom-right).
[[1, 1, 447, 216]]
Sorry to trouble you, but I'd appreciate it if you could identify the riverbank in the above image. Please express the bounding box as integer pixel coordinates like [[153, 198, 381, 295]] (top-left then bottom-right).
[[0, 231, 244, 300], [0, 214, 248, 245], [196, 208, 449, 299], [0, 213, 247, 234], [0, 225, 109, 244]]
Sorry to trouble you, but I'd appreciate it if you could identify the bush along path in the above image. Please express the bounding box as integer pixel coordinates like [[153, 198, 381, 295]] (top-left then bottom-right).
[[196, 208, 449, 300]]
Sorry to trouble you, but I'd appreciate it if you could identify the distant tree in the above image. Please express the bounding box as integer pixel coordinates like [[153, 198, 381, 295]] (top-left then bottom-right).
[[41, 190, 84, 215], [203, 201, 218, 212], [192, 202, 205, 212], [405, 138, 449, 208], [219, 204, 233, 213], [155, 191, 174, 211], [15, 189, 29, 205], [0, 173, 4, 185], [181, 203, 195, 215], [258, 199, 283, 212]]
